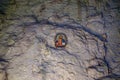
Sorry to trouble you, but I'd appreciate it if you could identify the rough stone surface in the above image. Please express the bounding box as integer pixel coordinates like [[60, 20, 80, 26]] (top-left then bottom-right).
[[0, 0, 120, 80]]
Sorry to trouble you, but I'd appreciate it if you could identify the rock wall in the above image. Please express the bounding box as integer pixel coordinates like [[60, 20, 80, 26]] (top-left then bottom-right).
[[0, 0, 120, 80]]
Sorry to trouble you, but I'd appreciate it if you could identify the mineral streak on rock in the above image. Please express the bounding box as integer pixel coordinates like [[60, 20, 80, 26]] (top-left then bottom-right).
[[0, 0, 120, 80]]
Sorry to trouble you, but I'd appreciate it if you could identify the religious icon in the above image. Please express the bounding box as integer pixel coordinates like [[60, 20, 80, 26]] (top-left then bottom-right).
[[55, 33, 67, 48]]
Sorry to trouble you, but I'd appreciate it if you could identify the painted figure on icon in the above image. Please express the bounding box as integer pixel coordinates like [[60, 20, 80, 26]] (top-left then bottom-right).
[[55, 33, 67, 48]]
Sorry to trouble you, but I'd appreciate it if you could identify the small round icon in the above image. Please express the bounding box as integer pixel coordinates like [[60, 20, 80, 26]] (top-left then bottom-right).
[[54, 33, 68, 48]]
